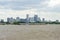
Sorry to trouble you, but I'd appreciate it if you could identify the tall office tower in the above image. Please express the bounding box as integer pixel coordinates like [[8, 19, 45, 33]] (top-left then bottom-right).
[[26, 14, 29, 23], [42, 18, 45, 22], [7, 17, 15, 23], [26, 14, 29, 19], [16, 17, 20, 22], [7, 18, 10, 23], [10, 17, 14, 22], [34, 15, 38, 22]]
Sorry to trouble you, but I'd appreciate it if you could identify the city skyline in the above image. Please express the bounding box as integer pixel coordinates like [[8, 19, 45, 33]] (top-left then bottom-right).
[[0, 14, 59, 22], [0, 0, 60, 21]]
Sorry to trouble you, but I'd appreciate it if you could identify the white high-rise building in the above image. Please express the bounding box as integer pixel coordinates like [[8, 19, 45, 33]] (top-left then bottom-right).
[[16, 17, 20, 22], [26, 14, 29, 23], [29, 17, 35, 22], [34, 15, 38, 22], [37, 17, 41, 22], [7, 17, 15, 23]]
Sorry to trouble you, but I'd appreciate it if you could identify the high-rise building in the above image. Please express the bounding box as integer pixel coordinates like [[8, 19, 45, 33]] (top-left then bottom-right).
[[7, 18, 10, 23], [42, 18, 45, 22], [16, 17, 20, 22], [29, 17, 35, 22], [26, 14, 29, 23], [7, 17, 15, 23], [37, 17, 41, 22], [34, 15, 38, 22]]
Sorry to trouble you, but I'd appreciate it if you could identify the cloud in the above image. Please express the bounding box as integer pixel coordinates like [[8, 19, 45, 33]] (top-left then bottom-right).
[[0, 0, 60, 21], [0, 0, 48, 10], [48, 0, 60, 7], [0, 0, 60, 12]]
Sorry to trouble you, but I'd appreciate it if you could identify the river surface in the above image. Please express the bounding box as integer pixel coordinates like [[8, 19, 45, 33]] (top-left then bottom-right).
[[0, 25, 60, 40]]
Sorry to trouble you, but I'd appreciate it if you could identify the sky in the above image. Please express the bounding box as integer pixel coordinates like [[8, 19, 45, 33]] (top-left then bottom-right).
[[0, 0, 60, 21]]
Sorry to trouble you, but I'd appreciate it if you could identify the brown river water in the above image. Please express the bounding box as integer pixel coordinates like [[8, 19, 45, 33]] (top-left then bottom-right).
[[0, 25, 60, 40]]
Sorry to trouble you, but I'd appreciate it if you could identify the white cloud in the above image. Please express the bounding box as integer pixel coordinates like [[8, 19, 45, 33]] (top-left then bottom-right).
[[48, 0, 60, 7], [0, 0, 20, 1], [0, 0, 60, 21]]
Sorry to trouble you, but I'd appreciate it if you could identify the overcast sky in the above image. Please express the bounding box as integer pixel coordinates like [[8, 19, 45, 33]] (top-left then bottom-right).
[[0, 0, 60, 21]]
